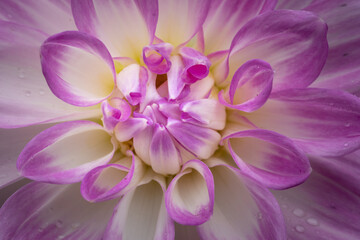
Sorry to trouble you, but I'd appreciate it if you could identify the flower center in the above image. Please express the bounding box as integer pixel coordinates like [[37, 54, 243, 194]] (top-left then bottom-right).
[[102, 43, 226, 175]]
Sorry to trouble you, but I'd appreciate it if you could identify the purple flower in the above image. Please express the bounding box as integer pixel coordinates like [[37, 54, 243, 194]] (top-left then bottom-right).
[[0, 0, 360, 239]]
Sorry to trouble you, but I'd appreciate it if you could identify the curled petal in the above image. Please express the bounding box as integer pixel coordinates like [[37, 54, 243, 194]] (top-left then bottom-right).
[[166, 160, 214, 225], [219, 59, 273, 112], [179, 47, 211, 84], [180, 99, 226, 130], [114, 117, 148, 142], [17, 121, 115, 184], [81, 153, 145, 202], [101, 98, 131, 131], [143, 43, 173, 74], [116, 64, 148, 106], [167, 55, 186, 100], [198, 159, 286, 240], [167, 118, 221, 159], [224, 129, 311, 189], [104, 173, 174, 240], [40, 31, 116, 106]]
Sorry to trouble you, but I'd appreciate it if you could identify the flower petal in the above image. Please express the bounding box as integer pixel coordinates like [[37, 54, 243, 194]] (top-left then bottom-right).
[[203, 0, 277, 54], [223, 10, 328, 90], [224, 129, 311, 189], [114, 117, 149, 142], [0, 0, 76, 35], [180, 99, 226, 130], [0, 182, 117, 240], [175, 223, 201, 240], [167, 55, 186, 100], [40, 31, 115, 107], [244, 88, 360, 156], [219, 59, 273, 112], [156, 0, 211, 46], [166, 160, 214, 225], [273, 167, 360, 240], [143, 42, 173, 74], [0, 21, 101, 128], [72, 0, 158, 59], [149, 124, 181, 175], [17, 121, 115, 184], [133, 125, 154, 165], [101, 98, 132, 131], [104, 173, 174, 240], [198, 159, 286, 240], [0, 124, 53, 189], [179, 47, 211, 84], [116, 64, 148, 106], [166, 118, 221, 159], [81, 153, 145, 202]]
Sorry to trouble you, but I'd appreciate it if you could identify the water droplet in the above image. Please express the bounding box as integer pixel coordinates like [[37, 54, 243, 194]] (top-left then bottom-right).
[[7, 14, 12, 19], [24, 90, 31, 97], [56, 220, 63, 228], [38, 228, 44, 233], [345, 122, 351, 127], [257, 212, 263, 220], [295, 225, 305, 233], [17, 68, 25, 79], [71, 223, 80, 229], [306, 218, 319, 226], [39, 89, 45, 96], [292, 208, 305, 217], [58, 235, 65, 239], [282, 204, 288, 209], [344, 142, 349, 147]]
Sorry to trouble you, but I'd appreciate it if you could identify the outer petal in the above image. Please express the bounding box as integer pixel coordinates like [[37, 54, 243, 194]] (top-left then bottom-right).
[[222, 10, 328, 90], [41, 31, 115, 107], [72, 0, 158, 59], [81, 153, 146, 202], [104, 173, 174, 240], [244, 88, 360, 156], [0, 124, 53, 189], [166, 160, 214, 225], [0, 0, 76, 35], [167, 118, 221, 159], [307, 0, 360, 95], [219, 59, 273, 112], [175, 223, 201, 240], [0, 21, 101, 128], [17, 121, 115, 184], [203, 0, 277, 54], [0, 182, 117, 240], [156, 0, 211, 46], [198, 159, 286, 240], [273, 168, 360, 240], [224, 129, 311, 189]]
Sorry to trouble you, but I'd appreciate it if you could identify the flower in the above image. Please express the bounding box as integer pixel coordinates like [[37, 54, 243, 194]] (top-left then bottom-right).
[[0, 0, 360, 239]]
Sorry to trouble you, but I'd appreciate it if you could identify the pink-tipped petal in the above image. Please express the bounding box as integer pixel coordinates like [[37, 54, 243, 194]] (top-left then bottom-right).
[[133, 125, 154, 165], [104, 176, 174, 240], [244, 88, 360, 156], [166, 160, 214, 225], [203, 0, 277, 54], [167, 118, 221, 159], [143, 42, 173, 74], [149, 124, 181, 175], [116, 64, 148, 106], [224, 129, 311, 189], [226, 10, 328, 90], [72, 0, 158, 59], [179, 47, 211, 84], [101, 98, 132, 131], [81, 153, 145, 202], [219, 59, 273, 112], [156, 0, 211, 46], [17, 121, 115, 184], [0, 21, 101, 128], [0, 0, 76, 35], [167, 55, 186, 100], [114, 117, 149, 142], [180, 99, 226, 130], [0, 182, 117, 240], [41, 31, 116, 107], [198, 160, 286, 240]]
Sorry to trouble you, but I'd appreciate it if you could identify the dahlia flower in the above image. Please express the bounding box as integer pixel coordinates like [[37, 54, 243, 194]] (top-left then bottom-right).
[[0, 0, 359, 239]]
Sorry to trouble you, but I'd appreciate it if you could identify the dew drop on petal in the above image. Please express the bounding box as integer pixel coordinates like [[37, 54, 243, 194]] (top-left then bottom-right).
[[39, 89, 45, 96], [345, 122, 351, 127], [71, 223, 80, 229], [344, 142, 349, 147], [295, 225, 305, 233], [24, 90, 31, 97], [306, 218, 319, 226], [58, 235, 65, 239], [292, 208, 305, 217], [56, 220, 63, 228], [257, 212, 263, 220]]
